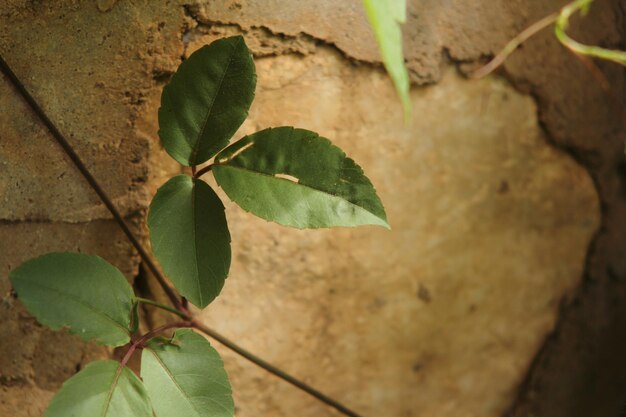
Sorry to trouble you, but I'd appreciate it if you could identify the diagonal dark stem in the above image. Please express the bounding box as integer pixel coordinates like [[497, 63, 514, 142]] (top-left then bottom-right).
[[192, 321, 363, 417], [0, 54, 364, 417], [0, 55, 182, 312]]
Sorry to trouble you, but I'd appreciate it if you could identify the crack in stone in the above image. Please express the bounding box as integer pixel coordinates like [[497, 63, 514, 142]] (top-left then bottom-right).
[[182, 4, 382, 66]]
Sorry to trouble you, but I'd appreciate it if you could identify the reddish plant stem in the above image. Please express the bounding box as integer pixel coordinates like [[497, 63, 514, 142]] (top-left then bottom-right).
[[0, 55, 183, 312], [471, 12, 558, 79], [120, 321, 193, 368], [193, 163, 213, 179]]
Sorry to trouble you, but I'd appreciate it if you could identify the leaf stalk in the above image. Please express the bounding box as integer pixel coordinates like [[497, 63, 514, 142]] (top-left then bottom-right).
[[136, 297, 190, 320], [121, 321, 194, 368], [193, 163, 214, 179]]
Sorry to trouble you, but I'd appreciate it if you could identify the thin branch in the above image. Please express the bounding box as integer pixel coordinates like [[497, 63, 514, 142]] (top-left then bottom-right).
[[555, 0, 626, 66], [0, 55, 183, 312], [193, 163, 213, 179], [1, 54, 365, 417], [192, 321, 363, 417], [472, 0, 626, 80], [471, 12, 558, 79], [136, 297, 190, 320]]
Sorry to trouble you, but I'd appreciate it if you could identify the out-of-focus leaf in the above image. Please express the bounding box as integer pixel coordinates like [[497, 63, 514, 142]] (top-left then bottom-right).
[[363, 0, 411, 119]]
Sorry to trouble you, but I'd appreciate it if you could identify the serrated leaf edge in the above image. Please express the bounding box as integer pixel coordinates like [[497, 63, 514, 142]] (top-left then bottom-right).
[[214, 164, 390, 229]]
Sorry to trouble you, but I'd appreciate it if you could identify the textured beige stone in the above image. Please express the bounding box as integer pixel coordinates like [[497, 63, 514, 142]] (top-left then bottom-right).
[[190, 49, 599, 417], [0, 1, 184, 222], [0, 385, 53, 417], [0, 1, 613, 416]]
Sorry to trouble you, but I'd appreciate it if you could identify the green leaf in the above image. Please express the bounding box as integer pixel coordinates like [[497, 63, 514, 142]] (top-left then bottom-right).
[[213, 127, 389, 229], [363, 0, 411, 119], [158, 35, 257, 166], [148, 175, 231, 308], [43, 360, 152, 417], [9, 253, 135, 347], [141, 329, 234, 417]]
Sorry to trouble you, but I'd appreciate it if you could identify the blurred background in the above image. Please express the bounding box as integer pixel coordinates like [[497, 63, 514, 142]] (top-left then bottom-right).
[[1, 1, 624, 417]]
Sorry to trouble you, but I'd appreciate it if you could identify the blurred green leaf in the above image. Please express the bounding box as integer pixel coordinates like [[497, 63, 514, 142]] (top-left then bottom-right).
[[363, 0, 411, 119], [213, 127, 389, 229], [159, 36, 256, 166], [10, 253, 135, 347], [148, 175, 231, 308]]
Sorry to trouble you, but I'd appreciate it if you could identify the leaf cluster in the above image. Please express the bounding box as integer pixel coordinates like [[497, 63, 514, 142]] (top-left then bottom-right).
[[9, 36, 388, 416]]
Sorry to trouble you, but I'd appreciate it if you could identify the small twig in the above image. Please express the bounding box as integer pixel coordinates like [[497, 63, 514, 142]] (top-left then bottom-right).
[[193, 163, 213, 179], [472, 0, 626, 80], [555, 0, 626, 66], [471, 12, 559, 79], [136, 297, 190, 320]]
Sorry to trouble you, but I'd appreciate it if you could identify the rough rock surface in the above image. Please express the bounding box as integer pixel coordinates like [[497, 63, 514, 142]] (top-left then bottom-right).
[[196, 59, 599, 417], [0, 1, 623, 417]]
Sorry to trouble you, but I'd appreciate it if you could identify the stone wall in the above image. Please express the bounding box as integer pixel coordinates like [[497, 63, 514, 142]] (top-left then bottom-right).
[[0, 1, 623, 417]]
